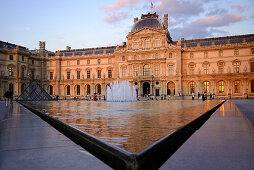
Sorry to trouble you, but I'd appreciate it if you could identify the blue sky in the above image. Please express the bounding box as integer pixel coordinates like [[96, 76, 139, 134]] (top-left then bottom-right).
[[0, 0, 253, 52]]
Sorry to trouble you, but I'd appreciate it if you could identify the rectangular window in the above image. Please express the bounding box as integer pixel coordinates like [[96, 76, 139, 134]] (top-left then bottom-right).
[[234, 81, 240, 93], [234, 49, 239, 56], [67, 61, 70, 66], [251, 62, 254, 72], [50, 72, 53, 80], [122, 56, 125, 61], [155, 54, 159, 59], [77, 71, 80, 79], [155, 39, 160, 48], [251, 48, 254, 54], [204, 51, 208, 58], [108, 58, 112, 64], [122, 68, 126, 77], [97, 59, 101, 64], [190, 53, 194, 59], [219, 81, 224, 93], [169, 53, 172, 58], [133, 41, 138, 49], [218, 66, 224, 74], [77, 60, 80, 65], [97, 70, 101, 78], [169, 65, 174, 75], [144, 39, 149, 49], [155, 89, 160, 96], [31, 70, 35, 79], [32, 60, 34, 65], [108, 70, 112, 78], [190, 82, 195, 93], [234, 62, 240, 73], [87, 59, 90, 64], [134, 55, 138, 60], [251, 80, 254, 93], [87, 70, 90, 79], [155, 65, 160, 76], [9, 55, 13, 60], [22, 56, 24, 61], [67, 72, 70, 79], [204, 64, 209, 74], [9, 67, 14, 77], [21, 67, 25, 78], [134, 67, 138, 76], [219, 50, 223, 57]]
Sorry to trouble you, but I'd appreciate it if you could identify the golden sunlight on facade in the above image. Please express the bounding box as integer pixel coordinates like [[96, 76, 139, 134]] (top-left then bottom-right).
[[1, 13, 254, 99]]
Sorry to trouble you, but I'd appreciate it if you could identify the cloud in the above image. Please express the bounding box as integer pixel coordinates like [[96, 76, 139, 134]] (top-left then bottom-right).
[[206, 8, 227, 16], [103, 12, 130, 23], [231, 4, 250, 12], [103, 0, 143, 12], [25, 26, 31, 31], [170, 13, 245, 40]]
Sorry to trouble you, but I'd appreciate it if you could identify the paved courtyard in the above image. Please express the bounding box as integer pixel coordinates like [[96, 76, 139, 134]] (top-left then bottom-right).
[[0, 100, 254, 170]]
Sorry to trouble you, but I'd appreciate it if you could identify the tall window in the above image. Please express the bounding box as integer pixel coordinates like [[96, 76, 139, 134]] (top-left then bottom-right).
[[21, 67, 25, 78], [204, 64, 209, 74], [190, 53, 194, 59], [169, 53, 172, 58], [32, 60, 34, 65], [122, 56, 125, 61], [218, 61, 224, 74], [67, 61, 70, 66], [67, 72, 70, 79], [87, 59, 90, 64], [154, 54, 159, 59], [203, 81, 209, 93], [189, 63, 195, 75], [219, 50, 223, 57], [50, 72, 53, 80], [122, 67, 126, 77], [134, 67, 138, 76], [76, 85, 80, 95], [22, 56, 24, 61], [218, 81, 224, 93], [190, 81, 195, 93], [77, 71, 80, 79], [155, 39, 160, 47], [155, 65, 160, 76], [31, 70, 35, 79], [49, 85, 53, 95], [204, 51, 208, 58], [251, 80, 254, 93], [86, 85, 91, 95], [9, 67, 14, 77], [66, 85, 70, 95], [144, 39, 149, 49], [234, 81, 240, 93], [251, 48, 254, 54], [97, 59, 101, 64], [87, 70, 90, 79], [108, 58, 112, 64], [251, 62, 254, 72], [134, 55, 138, 60], [9, 55, 13, 60], [169, 65, 174, 75], [234, 49, 239, 56], [143, 64, 150, 76], [77, 60, 80, 65], [108, 70, 112, 78], [233, 62, 240, 73], [133, 40, 138, 49], [97, 70, 101, 78], [96, 84, 101, 95]]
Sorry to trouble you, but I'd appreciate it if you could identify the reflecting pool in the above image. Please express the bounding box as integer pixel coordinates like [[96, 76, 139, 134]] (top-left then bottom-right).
[[25, 100, 222, 153]]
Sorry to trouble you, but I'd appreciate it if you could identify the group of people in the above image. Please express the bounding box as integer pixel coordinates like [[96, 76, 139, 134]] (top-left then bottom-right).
[[4, 90, 13, 106], [193, 92, 215, 101]]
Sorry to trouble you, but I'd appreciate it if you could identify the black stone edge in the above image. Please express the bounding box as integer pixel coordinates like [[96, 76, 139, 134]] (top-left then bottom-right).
[[18, 101, 136, 170], [135, 100, 226, 170], [18, 100, 225, 170]]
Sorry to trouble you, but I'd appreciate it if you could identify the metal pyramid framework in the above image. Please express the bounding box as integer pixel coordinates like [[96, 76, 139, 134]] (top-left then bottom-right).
[[16, 80, 52, 101]]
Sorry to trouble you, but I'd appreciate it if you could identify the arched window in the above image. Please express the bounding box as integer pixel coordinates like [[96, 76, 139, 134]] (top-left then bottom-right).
[[9, 67, 14, 77], [96, 84, 101, 95], [49, 85, 53, 95], [143, 64, 150, 76], [218, 81, 224, 93], [203, 81, 209, 93], [76, 85, 80, 95], [190, 81, 195, 94], [234, 81, 240, 93], [66, 85, 70, 95], [86, 85, 91, 95]]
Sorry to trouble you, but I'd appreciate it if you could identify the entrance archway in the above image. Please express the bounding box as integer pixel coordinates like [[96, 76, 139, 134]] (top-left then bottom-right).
[[143, 82, 150, 96], [167, 81, 175, 96]]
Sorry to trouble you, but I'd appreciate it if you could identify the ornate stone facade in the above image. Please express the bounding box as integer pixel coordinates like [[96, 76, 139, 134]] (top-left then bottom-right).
[[1, 12, 254, 99]]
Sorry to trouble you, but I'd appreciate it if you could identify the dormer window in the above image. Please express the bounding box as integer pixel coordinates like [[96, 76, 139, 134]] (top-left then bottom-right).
[[133, 40, 138, 49], [155, 39, 160, 47]]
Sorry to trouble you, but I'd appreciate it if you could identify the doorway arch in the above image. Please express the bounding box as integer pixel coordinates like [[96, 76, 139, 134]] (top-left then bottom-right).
[[167, 81, 175, 96], [143, 82, 150, 96]]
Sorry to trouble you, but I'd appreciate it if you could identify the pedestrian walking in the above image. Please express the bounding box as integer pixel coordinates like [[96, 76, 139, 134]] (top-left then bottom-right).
[[4, 90, 10, 106], [192, 92, 195, 100], [198, 92, 200, 100]]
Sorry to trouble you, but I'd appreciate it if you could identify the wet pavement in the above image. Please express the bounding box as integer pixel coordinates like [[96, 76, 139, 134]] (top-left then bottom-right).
[[0, 100, 254, 170], [160, 100, 254, 170], [0, 101, 111, 170]]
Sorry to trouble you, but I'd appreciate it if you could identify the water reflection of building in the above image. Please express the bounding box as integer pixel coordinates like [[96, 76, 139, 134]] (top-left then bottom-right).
[[1, 12, 254, 99]]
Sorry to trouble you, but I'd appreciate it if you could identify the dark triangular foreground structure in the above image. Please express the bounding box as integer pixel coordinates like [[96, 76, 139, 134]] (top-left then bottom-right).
[[16, 80, 52, 101]]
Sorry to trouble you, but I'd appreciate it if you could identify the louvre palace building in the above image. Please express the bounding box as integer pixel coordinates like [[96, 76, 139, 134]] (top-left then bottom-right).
[[1, 12, 254, 100]]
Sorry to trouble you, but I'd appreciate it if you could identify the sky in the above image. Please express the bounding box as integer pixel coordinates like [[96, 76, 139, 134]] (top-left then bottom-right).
[[0, 0, 253, 52]]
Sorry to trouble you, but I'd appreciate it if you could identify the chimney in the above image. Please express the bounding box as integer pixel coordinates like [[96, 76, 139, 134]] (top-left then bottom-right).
[[39, 41, 46, 57], [164, 14, 168, 30], [66, 46, 71, 51], [134, 17, 138, 23]]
